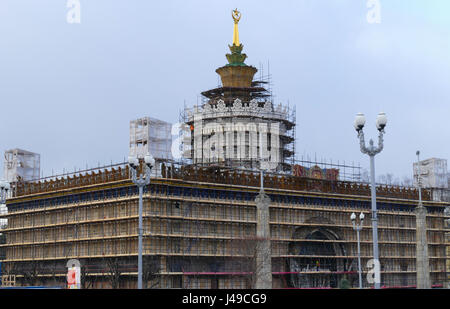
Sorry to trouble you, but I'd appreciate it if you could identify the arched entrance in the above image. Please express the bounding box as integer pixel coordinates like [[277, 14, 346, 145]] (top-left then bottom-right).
[[288, 218, 347, 288]]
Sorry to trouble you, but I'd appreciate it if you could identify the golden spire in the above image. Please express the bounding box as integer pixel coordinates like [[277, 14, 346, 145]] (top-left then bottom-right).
[[232, 9, 241, 46]]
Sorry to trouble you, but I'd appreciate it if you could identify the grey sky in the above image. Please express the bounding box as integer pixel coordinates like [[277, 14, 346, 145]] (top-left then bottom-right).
[[1, 0, 449, 182]]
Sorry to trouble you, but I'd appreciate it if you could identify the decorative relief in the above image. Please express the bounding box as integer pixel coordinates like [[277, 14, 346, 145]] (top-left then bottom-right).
[[232, 99, 242, 111], [203, 103, 212, 112], [217, 99, 226, 112], [263, 101, 272, 112], [249, 99, 258, 110], [195, 99, 287, 121]]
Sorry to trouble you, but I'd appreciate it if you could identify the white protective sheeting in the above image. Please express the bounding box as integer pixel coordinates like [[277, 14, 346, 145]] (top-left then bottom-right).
[[3, 148, 40, 182], [129, 117, 173, 160], [414, 158, 448, 189]]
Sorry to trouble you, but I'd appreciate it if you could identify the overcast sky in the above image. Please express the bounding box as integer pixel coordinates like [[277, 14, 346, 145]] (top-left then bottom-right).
[[1, 0, 449, 183]]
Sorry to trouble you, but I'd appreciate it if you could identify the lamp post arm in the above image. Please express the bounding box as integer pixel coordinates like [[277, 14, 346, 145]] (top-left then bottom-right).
[[145, 165, 152, 185], [0, 189, 5, 204], [358, 130, 370, 155], [374, 130, 385, 155], [130, 167, 138, 183]]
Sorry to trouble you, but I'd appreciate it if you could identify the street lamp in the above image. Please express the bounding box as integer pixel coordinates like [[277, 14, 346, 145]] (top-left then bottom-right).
[[128, 153, 155, 289], [254, 159, 276, 289], [0, 180, 11, 204], [414, 150, 430, 289], [354, 112, 387, 289], [351, 212, 365, 289]]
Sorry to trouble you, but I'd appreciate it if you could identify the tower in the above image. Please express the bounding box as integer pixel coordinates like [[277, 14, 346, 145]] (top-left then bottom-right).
[[129, 117, 172, 160], [182, 9, 295, 172]]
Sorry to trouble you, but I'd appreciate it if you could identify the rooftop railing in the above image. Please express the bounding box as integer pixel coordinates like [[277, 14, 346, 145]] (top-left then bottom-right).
[[9, 162, 432, 202]]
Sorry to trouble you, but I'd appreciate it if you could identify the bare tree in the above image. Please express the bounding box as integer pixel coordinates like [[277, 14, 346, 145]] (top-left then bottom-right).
[[402, 176, 413, 187], [2, 261, 18, 277], [360, 169, 370, 183], [22, 260, 43, 286], [385, 173, 394, 185], [143, 256, 160, 289], [104, 257, 122, 289], [377, 173, 396, 185], [232, 236, 269, 288], [1, 262, 18, 287], [376, 173, 406, 186], [377, 174, 387, 184], [46, 260, 62, 287], [80, 260, 98, 289]]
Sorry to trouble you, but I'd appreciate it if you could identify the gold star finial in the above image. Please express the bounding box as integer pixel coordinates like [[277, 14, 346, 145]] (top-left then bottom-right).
[[232, 9, 241, 46]]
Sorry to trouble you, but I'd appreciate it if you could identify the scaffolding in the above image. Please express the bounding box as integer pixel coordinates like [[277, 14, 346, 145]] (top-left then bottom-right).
[[3, 149, 40, 183], [179, 62, 296, 173], [294, 157, 362, 182], [0, 161, 448, 288], [414, 158, 448, 189], [129, 117, 172, 161]]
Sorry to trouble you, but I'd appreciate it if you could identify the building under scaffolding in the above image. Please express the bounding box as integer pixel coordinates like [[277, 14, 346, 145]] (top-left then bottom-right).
[[0, 10, 449, 289], [0, 163, 448, 288], [180, 16, 295, 173]]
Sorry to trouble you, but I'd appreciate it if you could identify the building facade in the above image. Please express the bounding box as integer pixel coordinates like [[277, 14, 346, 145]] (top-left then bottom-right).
[[0, 164, 448, 288]]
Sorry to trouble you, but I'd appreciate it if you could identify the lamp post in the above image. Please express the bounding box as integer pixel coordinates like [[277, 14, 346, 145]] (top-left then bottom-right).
[[414, 150, 430, 289], [254, 159, 276, 289], [415, 151, 423, 203], [0, 180, 11, 204], [354, 112, 387, 289], [351, 212, 365, 289], [128, 153, 155, 289]]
